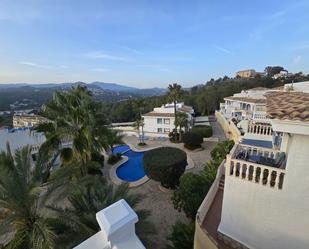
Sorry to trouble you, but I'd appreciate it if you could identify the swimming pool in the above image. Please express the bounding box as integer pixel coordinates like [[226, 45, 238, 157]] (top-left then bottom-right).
[[112, 145, 146, 182]]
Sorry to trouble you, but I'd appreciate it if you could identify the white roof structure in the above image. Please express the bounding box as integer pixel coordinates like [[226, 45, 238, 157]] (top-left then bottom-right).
[[74, 199, 145, 249], [0, 128, 45, 153]]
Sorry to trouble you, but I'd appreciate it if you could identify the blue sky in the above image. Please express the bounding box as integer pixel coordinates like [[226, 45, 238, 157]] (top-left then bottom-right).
[[0, 0, 308, 88]]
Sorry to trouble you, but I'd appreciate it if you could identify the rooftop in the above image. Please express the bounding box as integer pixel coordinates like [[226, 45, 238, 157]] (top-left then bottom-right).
[[142, 111, 175, 117], [224, 96, 266, 104], [266, 92, 309, 122]]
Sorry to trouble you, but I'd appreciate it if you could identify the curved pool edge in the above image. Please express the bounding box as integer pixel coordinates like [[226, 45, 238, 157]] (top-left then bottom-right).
[[109, 155, 149, 188], [127, 143, 195, 170]]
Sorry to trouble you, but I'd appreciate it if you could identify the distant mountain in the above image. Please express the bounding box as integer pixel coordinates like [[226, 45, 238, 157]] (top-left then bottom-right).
[[0, 81, 166, 96], [0, 81, 167, 111]]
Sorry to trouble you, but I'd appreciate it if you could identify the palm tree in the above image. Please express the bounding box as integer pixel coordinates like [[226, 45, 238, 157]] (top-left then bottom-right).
[[133, 98, 146, 118], [36, 86, 110, 176], [0, 145, 62, 249], [106, 130, 123, 154], [175, 112, 188, 142], [167, 83, 183, 117], [49, 176, 156, 249], [133, 118, 145, 144]]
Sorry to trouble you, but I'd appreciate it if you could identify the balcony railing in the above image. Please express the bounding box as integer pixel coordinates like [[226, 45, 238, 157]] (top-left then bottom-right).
[[226, 144, 286, 190], [247, 122, 272, 136]]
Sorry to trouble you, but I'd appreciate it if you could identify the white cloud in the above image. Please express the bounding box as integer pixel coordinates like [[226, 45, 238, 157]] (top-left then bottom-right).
[[92, 68, 108, 72], [83, 51, 128, 61], [214, 45, 233, 55], [19, 61, 51, 69]]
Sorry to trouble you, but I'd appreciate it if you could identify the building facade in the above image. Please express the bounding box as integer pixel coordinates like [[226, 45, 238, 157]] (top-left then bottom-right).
[[194, 88, 309, 249], [142, 102, 194, 137], [13, 114, 47, 128], [236, 69, 257, 78]]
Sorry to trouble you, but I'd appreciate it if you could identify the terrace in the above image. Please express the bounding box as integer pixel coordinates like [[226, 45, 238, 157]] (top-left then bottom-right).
[[226, 144, 287, 190]]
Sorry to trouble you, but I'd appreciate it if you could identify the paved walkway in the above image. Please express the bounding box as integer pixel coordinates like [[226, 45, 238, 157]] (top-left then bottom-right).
[[210, 116, 226, 141], [104, 119, 226, 249]]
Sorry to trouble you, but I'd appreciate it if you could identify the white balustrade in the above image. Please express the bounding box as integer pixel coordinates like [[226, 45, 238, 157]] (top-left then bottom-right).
[[226, 145, 286, 190], [247, 122, 273, 136]]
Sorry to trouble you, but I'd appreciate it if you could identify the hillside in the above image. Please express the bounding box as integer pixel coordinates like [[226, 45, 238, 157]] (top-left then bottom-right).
[[0, 82, 166, 111]]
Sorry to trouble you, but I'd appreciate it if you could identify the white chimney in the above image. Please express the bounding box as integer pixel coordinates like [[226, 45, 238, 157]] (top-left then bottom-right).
[[74, 199, 145, 249]]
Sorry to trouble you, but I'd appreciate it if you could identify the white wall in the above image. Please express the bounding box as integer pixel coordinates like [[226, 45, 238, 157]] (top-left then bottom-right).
[[219, 134, 309, 249], [285, 81, 309, 93], [143, 116, 175, 135]]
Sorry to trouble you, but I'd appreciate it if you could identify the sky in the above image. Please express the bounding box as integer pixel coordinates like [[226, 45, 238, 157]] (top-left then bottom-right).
[[0, 0, 308, 88]]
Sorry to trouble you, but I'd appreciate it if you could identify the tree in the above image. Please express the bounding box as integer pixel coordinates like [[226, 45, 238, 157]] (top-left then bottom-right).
[[166, 222, 195, 249], [143, 147, 187, 189], [133, 118, 145, 144], [264, 66, 285, 77], [50, 176, 156, 249], [36, 86, 110, 176], [133, 98, 146, 118], [172, 172, 213, 219], [106, 130, 123, 154], [175, 112, 188, 142], [0, 145, 66, 249], [167, 83, 183, 117]]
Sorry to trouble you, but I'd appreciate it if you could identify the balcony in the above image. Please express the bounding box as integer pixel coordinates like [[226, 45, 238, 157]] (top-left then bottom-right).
[[226, 144, 286, 190], [247, 121, 272, 136]]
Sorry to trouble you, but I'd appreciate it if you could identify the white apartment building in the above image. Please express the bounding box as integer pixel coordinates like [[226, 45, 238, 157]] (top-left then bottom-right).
[[0, 128, 46, 163], [142, 102, 194, 137], [220, 87, 273, 122], [195, 91, 309, 249]]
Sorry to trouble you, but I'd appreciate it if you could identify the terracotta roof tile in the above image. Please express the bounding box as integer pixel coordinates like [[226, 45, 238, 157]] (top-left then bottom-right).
[[266, 92, 309, 122]]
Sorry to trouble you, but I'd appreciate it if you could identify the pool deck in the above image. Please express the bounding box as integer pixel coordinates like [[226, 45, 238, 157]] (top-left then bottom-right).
[[104, 119, 226, 249]]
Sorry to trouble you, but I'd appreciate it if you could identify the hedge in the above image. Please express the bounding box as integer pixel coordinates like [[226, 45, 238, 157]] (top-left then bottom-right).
[[108, 153, 122, 164], [182, 132, 203, 150], [143, 147, 187, 189], [192, 125, 213, 138]]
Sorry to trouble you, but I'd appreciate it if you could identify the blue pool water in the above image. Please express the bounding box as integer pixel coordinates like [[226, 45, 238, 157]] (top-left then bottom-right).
[[113, 145, 146, 182]]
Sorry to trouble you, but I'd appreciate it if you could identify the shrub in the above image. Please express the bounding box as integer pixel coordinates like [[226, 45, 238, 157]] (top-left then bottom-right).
[[210, 140, 235, 162], [87, 161, 103, 175], [143, 147, 187, 189], [182, 132, 203, 150], [108, 153, 122, 164], [173, 172, 213, 219], [138, 142, 147, 146], [192, 125, 213, 138], [91, 151, 104, 167], [169, 129, 179, 143], [166, 221, 195, 249]]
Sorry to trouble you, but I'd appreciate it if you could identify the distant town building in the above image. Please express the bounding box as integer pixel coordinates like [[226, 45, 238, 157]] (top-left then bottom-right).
[[13, 114, 47, 128], [142, 102, 194, 137], [272, 70, 291, 79], [236, 69, 257, 78]]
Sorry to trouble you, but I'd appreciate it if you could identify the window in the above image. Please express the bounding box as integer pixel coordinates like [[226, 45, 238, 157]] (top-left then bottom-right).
[[164, 128, 170, 133], [164, 118, 170, 124], [157, 128, 163, 133], [157, 118, 162, 124]]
